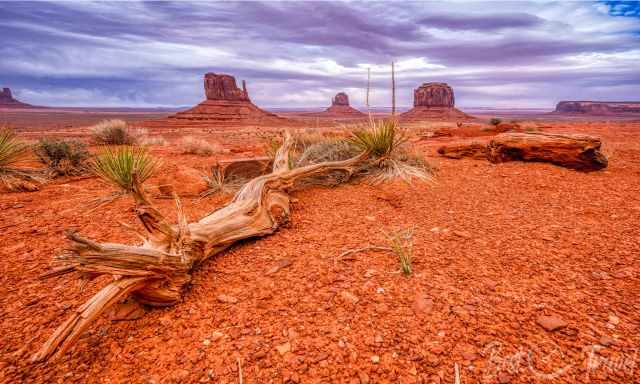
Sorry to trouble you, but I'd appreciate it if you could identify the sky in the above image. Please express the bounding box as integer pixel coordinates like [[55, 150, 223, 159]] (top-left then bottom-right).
[[1, 1, 639, 109]]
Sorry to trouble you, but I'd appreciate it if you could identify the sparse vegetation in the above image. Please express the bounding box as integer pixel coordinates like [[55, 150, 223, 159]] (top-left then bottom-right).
[[489, 117, 502, 126], [180, 136, 219, 156], [90, 146, 160, 193], [91, 119, 136, 145], [201, 164, 229, 197], [348, 119, 407, 158], [139, 136, 168, 146], [384, 227, 414, 275], [0, 127, 45, 191], [34, 138, 90, 176]]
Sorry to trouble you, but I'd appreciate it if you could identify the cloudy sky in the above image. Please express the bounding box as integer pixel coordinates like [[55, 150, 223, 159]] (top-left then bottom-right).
[[1, 1, 639, 109]]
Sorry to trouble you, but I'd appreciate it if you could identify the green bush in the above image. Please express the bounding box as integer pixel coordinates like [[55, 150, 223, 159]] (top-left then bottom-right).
[[35, 138, 90, 176], [90, 146, 159, 192]]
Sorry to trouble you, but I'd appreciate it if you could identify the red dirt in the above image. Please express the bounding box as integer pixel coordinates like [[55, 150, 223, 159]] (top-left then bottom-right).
[[1, 111, 639, 383]]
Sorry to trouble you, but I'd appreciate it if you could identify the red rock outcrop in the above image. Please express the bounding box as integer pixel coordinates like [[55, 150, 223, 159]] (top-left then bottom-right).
[[145, 73, 289, 129], [554, 101, 640, 116], [324, 92, 366, 117], [437, 132, 608, 171], [400, 82, 471, 121], [0, 87, 33, 108]]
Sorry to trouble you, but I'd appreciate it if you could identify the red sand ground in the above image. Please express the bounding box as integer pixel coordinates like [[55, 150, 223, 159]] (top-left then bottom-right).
[[1, 110, 639, 383]]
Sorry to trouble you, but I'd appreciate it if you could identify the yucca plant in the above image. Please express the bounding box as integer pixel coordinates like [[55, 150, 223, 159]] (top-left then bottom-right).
[[90, 146, 160, 193], [0, 128, 46, 191], [348, 119, 407, 159]]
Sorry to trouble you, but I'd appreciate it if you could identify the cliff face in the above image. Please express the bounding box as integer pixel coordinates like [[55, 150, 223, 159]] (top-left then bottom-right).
[[0, 87, 33, 108], [555, 101, 640, 115], [400, 82, 471, 121]]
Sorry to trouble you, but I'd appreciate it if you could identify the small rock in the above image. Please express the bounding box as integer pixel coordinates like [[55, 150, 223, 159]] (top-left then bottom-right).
[[599, 335, 617, 347], [202, 339, 211, 346], [462, 352, 478, 361], [497, 372, 512, 383], [376, 287, 385, 294], [413, 293, 434, 314], [210, 331, 224, 341], [358, 371, 370, 384], [608, 315, 620, 325], [107, 301, 146, 321], [408, 366, 417, 376], [371, 355, 380, 364], [536, 315, 567, 332], [374, 334, 384, 343], [254, 350, 266, 359], [276, 342, 291, 355], [430, 227, 441, 233], [216, 294, 238, 304], [364, 269, 376, 278], [453, 230, 471, 239], [340, 291, 360, 304], [365, 215, 375, 221], [265, 258, 292, 275]]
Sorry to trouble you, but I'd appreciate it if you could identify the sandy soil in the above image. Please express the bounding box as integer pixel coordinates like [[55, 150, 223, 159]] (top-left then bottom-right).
[[0, 110, 639, 383]]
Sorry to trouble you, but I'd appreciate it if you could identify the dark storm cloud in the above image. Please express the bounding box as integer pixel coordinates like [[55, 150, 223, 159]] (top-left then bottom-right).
[[0, 1, 638, 108]]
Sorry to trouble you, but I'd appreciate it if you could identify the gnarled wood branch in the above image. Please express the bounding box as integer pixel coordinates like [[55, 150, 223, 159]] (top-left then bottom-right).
[[33, 131, 369, 362]]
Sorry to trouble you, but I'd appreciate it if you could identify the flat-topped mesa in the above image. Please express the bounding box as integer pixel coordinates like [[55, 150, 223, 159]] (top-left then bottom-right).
[[0, 87, 33, 108], [323, 92, 365, 117], [555, 101, 640, 115], [400, 82, 471, 121], [156, 73, 288, 127], [204, 73, 250, 102]]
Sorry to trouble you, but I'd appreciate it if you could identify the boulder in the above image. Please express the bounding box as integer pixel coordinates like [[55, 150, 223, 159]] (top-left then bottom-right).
[[400, 82, 471, 121], [487, 132, 608, 171], [437, 142, 488, 159], [437, 132, 608, 171]]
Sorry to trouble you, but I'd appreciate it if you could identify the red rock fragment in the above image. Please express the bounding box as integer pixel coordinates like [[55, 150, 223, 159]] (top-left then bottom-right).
[[536, 315, 567, 332]]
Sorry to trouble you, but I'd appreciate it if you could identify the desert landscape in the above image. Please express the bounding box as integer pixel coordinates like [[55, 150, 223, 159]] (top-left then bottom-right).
[[1, 2, 640, 384]]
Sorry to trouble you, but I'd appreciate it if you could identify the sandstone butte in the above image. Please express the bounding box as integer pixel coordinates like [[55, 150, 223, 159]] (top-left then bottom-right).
[[0, 87, 34, 108], [323, 92, 366, 117], [554, 100, 640, 116], [400, 82, 472, 121], [143, 73, 290, 129]]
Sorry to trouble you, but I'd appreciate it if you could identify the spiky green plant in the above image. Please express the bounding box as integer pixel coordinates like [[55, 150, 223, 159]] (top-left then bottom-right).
[[90, 146, 159, 192], [0, 128, 29, 169], [348, 119, 407, 158], [384, 227, 414, 275]]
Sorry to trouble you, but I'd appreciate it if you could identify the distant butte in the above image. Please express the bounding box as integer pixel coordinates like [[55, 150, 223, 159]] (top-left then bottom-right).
[[400, 82, 472, 121], [164, 73, 288, 125], [554, 101, 640, 116], [0, 87, 34, 108], [305, 92, 366, 119]]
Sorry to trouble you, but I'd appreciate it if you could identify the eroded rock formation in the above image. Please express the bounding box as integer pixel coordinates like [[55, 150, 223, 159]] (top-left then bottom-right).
[[144, 73, 288, 128], [437, 132, 607, 171], [0, 87, 33, 108], [400, 82, 471, 121], [324, 92, 365, 117], [555, 101, 640, 115]]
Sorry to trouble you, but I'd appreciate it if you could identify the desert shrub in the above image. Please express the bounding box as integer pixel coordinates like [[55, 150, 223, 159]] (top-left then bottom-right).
[[139, 136, 168, 146], [180, 136, 219, 156], [0, 128, 46, 191], [91, 119, 136, 145], [489, 118, 502, 126], [34, 138, 90, 176], [296, 139, 360, 167], [90, 146, 160, 192], [384, 227, 414, 275], [348, 119, 407, 158]]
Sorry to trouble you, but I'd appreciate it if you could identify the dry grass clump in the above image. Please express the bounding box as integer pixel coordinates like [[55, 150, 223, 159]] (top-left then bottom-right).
[[200, 164, 249, 197], [180, 136, 220, 156], [35, 138, 90, 177], [0, 127, 46, 191], [90, 146, 160, 193], [91, 119, 136, 145], [139, 136, 168, 146], [384, 227, 414, 275]]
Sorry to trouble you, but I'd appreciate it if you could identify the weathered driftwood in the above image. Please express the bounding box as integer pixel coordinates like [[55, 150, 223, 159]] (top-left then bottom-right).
[[437, 132, 608, 171], [33, 132, 367, 362]]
